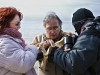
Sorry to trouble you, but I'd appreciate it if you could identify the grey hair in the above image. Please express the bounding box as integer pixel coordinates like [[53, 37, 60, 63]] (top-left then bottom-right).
[[43, 12, 62, 27]]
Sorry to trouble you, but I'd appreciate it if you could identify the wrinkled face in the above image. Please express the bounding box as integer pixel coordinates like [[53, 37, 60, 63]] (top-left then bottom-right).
[[45, 19, 61, 39], [10, 15, 21, 30]]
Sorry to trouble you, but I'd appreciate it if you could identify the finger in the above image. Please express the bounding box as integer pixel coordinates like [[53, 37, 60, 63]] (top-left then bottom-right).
[[48, 39, 55, 47], [64, 48, 71, 51]]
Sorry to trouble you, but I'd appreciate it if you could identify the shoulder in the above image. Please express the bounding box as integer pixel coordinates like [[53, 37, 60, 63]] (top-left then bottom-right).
[[0, 35, 13, 43], [63, 32, 77, 37], [34, 34, 44, 39], [0, 35, 22, 48], [35, 33, 48, 40], [31, 34, 46, 44]]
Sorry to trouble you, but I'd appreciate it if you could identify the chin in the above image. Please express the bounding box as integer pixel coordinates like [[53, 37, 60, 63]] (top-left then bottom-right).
[[15, 28, 19, 31]]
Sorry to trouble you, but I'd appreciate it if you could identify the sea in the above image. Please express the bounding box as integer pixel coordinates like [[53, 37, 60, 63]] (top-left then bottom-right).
[[19, 17, 75, 44]]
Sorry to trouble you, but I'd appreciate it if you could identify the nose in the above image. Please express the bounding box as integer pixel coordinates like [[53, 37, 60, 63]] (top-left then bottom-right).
[[50, 30, 55, 34], [18, 26, 21, 29]]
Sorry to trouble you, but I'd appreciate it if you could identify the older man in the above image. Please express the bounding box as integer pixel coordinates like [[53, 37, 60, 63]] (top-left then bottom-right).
[[31, 12, 77, 75]]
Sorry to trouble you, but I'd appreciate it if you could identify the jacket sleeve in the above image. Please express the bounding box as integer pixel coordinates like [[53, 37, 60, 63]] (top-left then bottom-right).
[[54, 35, 99, 74], [0, 38, 38, 73], [31, 35, 44, 60]]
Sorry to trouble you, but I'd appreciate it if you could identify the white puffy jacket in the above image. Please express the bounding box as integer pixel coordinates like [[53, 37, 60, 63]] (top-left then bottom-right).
[[0, 35, 38, 75]]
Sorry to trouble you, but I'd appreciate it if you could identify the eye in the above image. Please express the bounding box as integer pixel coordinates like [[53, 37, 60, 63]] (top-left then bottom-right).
[[15, 22, 20, 26], [46, 26, 59, 31], [53, 26, 59, 29]]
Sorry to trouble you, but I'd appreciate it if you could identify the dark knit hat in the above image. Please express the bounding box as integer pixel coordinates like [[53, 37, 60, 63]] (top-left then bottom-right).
[[72, 8, 95, 24]]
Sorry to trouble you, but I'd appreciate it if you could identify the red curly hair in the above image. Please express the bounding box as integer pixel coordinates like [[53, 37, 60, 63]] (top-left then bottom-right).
[[0, 7, 23, 32]]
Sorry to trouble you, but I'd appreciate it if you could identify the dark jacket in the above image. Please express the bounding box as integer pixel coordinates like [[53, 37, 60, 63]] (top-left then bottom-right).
[[54, 31, 100, 75]]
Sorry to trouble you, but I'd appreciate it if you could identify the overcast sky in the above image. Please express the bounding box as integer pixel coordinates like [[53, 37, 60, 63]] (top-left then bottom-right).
[[1, 0, 99, 43], [0, 0, 100, 19]]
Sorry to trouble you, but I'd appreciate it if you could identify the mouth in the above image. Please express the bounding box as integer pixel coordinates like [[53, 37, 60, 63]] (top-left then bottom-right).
[[50, 35, 56, 36]]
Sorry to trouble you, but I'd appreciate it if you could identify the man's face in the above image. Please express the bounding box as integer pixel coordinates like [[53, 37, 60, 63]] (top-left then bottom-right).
[[73, 20, 86, 35], [45, 19, 61, 39]]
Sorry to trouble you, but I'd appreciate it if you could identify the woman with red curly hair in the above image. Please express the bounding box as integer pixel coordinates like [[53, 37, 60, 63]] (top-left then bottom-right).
[[0, 7, 38, 75]]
